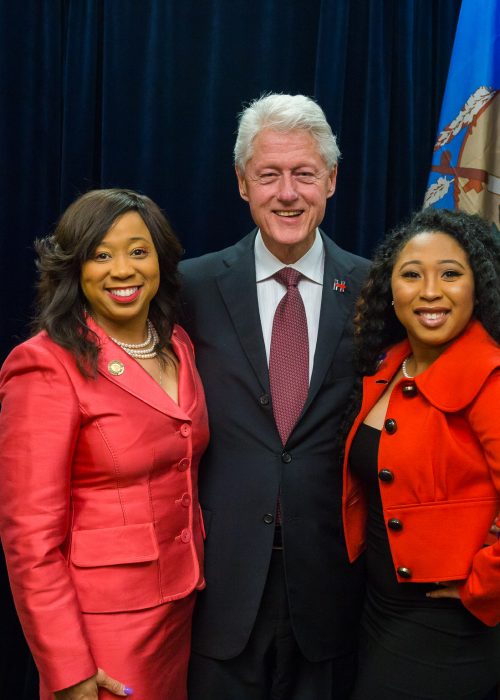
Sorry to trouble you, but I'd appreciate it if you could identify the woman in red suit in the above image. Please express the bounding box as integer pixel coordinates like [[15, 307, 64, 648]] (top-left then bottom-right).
[[0, 189, 209, 700], [341, 208, 500, 699]]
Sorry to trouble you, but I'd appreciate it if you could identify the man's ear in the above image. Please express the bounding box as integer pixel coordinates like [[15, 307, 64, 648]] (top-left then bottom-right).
[[235, 167, 249, 202], [326, 166, 338, 199]]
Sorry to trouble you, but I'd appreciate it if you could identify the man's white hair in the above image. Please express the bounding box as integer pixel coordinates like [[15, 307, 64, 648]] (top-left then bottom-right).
[[234, 93, 340, 171]]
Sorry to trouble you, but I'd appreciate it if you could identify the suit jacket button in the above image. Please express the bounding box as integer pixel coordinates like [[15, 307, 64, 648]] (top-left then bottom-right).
[[178, 458, 190, 472], [180, 529, 191, 543], [263, 513, 274, 524], [402, 382, 418, 397], [388, 518, 403, 531], [259, 394, 270, 406], [281, 451, 292, 464], [397, 566, 412, 579], [384, 418, 397, 434], [378, 469, 394, 483], [180, 423, 191, 437]]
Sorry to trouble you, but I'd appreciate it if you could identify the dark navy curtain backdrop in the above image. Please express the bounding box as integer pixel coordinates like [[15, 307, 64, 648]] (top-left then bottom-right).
[[1, 1, 466, 697], [0, 0, 461, 361]]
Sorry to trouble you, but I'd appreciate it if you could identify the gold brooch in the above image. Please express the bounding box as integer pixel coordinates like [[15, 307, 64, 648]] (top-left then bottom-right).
[[108, 360, 125, 376]]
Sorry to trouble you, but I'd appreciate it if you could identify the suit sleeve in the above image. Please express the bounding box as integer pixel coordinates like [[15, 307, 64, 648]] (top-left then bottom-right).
[[0, 341, 97, 691], [459, 370, 500, 626]]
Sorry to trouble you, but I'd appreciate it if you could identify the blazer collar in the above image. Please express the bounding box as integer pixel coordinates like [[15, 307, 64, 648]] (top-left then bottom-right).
[[371, 321, 500, 412], [89, 318, 192, 420], [415, 321, 500, 410]]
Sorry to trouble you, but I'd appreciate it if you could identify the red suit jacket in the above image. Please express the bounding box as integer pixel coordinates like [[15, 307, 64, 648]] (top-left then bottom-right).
[[0, 321, 209, 691], [342, 320, 500, 626]]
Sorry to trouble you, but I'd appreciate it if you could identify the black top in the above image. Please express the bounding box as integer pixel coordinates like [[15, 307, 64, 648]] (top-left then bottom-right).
[[349, 422, 461, 610]]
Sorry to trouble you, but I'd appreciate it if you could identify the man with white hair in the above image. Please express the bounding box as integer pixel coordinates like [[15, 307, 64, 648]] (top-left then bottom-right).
[[180, 94, 370, 700]]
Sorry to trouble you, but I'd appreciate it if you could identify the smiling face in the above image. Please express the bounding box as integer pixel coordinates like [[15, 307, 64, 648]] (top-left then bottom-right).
[[236, 128, 337, 263], [80, 211, 160, 339], [391, 231, 475, 359]]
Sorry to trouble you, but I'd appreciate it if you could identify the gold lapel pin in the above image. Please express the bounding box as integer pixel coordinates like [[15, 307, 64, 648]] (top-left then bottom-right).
[[108, 360, 125, 376]]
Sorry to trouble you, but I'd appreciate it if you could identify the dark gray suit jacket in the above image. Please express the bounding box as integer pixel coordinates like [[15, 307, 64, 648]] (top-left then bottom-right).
[[179, 229, 370, 662]]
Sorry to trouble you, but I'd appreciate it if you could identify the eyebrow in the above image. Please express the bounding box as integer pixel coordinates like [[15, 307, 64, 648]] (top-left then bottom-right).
[[399, 258, 467, 270], [257, 161, 320, 170], [99, 236, 150, 246]]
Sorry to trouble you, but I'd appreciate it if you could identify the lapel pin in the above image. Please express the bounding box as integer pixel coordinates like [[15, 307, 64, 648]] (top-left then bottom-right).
[[333, 279, 347, 293], [108, 360, 125, 376]]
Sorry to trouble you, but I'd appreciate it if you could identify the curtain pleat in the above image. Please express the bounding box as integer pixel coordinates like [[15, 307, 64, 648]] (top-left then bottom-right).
[[315, 0, 460, 255]]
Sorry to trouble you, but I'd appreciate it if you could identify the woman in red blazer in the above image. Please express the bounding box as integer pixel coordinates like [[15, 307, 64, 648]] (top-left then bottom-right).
[[0, 190, 209, 700], [341, 208, 500, 699]]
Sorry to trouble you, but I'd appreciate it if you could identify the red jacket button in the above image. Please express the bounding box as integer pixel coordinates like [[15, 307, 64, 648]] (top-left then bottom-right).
[[180, 529, 191, 543], [178, 458, 190, 472]]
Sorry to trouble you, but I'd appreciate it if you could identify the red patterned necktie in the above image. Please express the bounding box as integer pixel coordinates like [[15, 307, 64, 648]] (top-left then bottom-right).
[[269, 268, 309, 445]]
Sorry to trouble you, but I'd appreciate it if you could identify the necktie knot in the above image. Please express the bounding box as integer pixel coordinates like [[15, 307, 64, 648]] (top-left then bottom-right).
[[275, 267, 302, 289]]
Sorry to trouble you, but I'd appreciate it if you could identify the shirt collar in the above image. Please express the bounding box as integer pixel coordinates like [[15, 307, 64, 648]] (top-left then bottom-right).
[[254, 229, 325, 283]]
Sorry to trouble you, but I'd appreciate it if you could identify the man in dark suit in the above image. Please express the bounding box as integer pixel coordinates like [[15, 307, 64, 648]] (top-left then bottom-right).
[[180, 94, 370, 700]]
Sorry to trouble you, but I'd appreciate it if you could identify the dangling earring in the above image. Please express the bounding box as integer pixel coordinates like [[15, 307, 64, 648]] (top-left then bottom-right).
[[391, 300, 395, 306]]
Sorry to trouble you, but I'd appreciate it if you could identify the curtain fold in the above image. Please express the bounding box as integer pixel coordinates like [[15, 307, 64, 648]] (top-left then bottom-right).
[[60, 0, 104, 204], [315, 0, 460, 255]]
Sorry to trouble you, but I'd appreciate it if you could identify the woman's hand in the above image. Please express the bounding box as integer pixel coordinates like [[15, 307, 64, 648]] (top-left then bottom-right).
[[54, 668, 133, 699], [426, 581, 462, 600]]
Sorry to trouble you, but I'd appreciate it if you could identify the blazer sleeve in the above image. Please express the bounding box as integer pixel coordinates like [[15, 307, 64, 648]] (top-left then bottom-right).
[[458, 369, 500, 626], [0, 340, 97, 691]]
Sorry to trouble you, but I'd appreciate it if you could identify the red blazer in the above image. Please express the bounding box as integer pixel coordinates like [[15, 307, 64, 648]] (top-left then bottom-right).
[[342, 321, 500, 626], [0, 321, 209, 691]]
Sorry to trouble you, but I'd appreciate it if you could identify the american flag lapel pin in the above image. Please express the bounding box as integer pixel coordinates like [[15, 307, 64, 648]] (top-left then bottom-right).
[[332, 279, 347, 293]]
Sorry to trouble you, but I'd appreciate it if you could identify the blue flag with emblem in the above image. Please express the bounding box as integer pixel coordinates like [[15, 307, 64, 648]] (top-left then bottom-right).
[[424, 0, 499, 232]]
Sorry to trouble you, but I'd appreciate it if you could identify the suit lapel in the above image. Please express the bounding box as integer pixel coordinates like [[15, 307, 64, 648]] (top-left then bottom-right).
[[214, 231, 361, 414], [215, 232, 270, 393], [92, 322, 190, 420], [304, 233, 358, 412]]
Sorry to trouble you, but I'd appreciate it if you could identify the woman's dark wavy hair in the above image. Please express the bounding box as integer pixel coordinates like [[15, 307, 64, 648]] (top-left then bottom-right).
[[337, 208, 500, 454], [33, 188, 183, 377], [355, 207, 500, 376]]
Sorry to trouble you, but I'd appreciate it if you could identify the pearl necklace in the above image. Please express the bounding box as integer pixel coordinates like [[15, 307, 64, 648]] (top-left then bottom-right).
[[401, 356, 415, 379], [111, 320, 160, 359]]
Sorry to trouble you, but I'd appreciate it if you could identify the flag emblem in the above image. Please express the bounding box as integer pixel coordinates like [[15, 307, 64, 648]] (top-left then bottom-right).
[[424, 0, 499, 231]]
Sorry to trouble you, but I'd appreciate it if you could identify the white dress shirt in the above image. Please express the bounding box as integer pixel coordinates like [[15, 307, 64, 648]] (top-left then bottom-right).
[[254, 230, 325, 381]]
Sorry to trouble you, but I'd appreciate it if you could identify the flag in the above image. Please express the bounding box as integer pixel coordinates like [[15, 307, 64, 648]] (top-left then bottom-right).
[[424, 0, 499, 231]]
